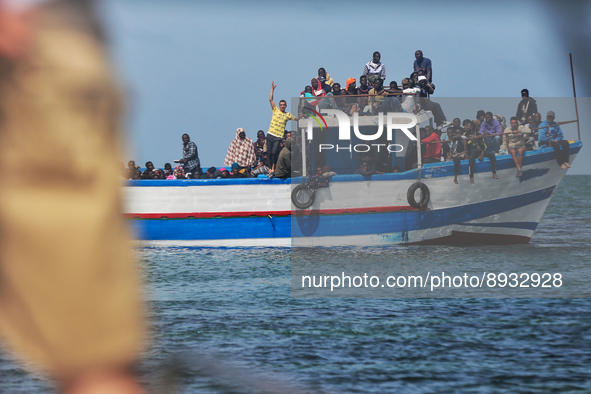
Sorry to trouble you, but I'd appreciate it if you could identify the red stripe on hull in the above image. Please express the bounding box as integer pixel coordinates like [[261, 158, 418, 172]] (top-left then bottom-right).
[[126, 205, 417, 219]]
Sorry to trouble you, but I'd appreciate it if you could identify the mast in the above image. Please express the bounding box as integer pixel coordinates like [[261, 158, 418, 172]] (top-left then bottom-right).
[[569, 53, 581, 141]]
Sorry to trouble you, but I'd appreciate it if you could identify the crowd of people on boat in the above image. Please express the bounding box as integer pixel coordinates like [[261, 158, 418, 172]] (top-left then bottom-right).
[[301, 50, 446, 126], [122, 51, 572, 182], [123, 125, 301, 180], [416, 89, 571, 184]]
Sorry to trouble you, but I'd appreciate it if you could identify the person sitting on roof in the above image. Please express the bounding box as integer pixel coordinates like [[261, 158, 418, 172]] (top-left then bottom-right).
[[362, 51, 386, 86], [224, 127, 256, 171], [317, 67, 334, 87], [416, 76, 446, 126], [420, 126, 442, 163], [300, 85, 316, 114], [341, 78, 360, 115], [315, 77, 335, 110], [275, 137, 294, 180], [516, 88, 538, 125], [366, 79, 388, 114], [479, 111, 503, 153], [463, 119, 498, 184], [502, 117, 531, 177], [381, 81, 403, 113], [538, 110, 570, 169], [413, 50, 432, 82], [332, 82, 346, 110], [305, 78, 324, 107], [357, 75, 370, 115], [401, 78, 419, 113]]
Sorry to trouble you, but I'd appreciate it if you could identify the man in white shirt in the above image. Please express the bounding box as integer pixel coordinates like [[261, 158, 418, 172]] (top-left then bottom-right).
[[362, 51, 386, 86]]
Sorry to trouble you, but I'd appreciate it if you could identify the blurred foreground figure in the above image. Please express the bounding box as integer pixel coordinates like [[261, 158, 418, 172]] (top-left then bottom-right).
[[0, 1, 145, 393]]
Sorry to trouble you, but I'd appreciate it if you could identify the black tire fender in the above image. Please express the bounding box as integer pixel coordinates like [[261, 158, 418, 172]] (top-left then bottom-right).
[[291, 184, 315, 209], [407, 182, 430, 209]]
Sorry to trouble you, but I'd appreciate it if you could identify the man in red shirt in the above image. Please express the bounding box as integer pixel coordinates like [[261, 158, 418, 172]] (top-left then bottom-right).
[[421, 126, 442, 163]]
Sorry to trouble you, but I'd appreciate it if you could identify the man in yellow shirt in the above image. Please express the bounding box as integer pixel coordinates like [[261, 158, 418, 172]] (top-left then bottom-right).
[[267, 81, 301, 178]]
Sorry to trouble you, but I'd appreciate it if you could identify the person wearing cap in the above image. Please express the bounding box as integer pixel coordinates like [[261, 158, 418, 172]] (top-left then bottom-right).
[[516, 89, 538, 125], [538, 111, 571, 169], [229, 162, 248, 178]]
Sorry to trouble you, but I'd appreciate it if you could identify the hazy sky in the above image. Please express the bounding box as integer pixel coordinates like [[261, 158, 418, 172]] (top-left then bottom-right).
[[100, 0, 590, 174]]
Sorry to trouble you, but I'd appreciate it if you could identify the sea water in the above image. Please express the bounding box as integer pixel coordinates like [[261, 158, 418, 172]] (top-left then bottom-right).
[[1, 175, 590, 393]]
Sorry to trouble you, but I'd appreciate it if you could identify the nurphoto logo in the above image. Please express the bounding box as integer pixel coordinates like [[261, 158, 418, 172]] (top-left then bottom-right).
[[303, 109, 419, 153]]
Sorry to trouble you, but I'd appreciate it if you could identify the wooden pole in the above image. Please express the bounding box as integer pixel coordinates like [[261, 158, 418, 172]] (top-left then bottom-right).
[[570, 53, 581, 141], [528, 119, 578, 131]]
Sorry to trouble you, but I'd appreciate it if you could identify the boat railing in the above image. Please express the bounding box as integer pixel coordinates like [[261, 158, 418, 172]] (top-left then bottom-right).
[[298, 91, 421, 116], [432, 119, 580, 157], [295, 91, 427, 175]]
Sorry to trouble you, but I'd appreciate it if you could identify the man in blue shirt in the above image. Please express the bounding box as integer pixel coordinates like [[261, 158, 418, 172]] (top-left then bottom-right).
[[538, 111, 570, 169], [413, 50, 432, 83]]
